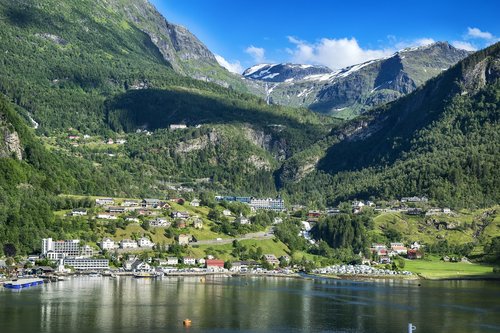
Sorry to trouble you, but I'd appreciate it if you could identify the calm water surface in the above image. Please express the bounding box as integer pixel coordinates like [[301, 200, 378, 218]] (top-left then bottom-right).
[[0, 276, 499, 333]]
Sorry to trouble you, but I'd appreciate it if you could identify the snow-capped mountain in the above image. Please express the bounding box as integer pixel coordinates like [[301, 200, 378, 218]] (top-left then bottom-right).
[[243, 63, 333, 82], [243, 42, 471, 118]]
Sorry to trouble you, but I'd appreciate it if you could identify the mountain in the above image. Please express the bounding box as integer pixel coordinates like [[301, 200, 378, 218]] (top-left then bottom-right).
[[0, 0, 261, 134], [280, 42, 500, 208], [243, 64, 333, 82], [0, 0, 336, 195], [111, 0, 259, 92], [243, 42, 470, 118]]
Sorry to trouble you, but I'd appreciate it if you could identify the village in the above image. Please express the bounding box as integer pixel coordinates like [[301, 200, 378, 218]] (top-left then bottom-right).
[[0, 193, 461, 283]]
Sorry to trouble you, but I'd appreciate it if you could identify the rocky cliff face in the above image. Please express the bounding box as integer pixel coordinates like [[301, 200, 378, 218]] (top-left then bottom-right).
[[0, 114, 22, 160], [115, 0, 217, 73], [112, 0, 255, 93], [243, 42, 471, 118]]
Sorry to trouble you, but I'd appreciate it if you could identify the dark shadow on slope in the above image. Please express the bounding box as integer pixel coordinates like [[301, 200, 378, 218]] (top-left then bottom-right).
[[106, 88, 315, 133], [316, 63, 463, 174]]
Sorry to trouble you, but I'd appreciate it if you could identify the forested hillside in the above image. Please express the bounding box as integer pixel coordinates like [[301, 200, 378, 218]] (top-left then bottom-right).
[[0, 96, 124, 252], [282, 43, 500, 209], [0, 0, 336, 198]]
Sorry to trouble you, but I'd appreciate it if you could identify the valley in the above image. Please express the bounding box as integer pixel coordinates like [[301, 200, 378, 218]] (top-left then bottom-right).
[[0, 0, 498, 279]]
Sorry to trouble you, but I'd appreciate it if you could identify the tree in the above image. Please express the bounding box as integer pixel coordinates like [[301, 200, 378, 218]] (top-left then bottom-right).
[[208, 209, 220, 221], [5, 257, 15, 267], [396, 257, 405, 269], [3, 244, 17, 257], [485, 237, 500, 263]]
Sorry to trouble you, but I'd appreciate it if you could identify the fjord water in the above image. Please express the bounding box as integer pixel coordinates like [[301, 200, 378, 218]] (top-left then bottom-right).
[[1, 277, 499, 333]]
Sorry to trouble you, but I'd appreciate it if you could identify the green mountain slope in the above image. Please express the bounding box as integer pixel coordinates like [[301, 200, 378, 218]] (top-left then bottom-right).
[[0, 95, 135, 252], [281, 43, 500, 208], [0, 0, 265, 134], [0, 0, 338, 199]]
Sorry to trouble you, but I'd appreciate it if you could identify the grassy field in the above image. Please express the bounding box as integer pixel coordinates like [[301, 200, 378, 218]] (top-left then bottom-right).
[[373, 207, 499, 254], [404, 256, 497, 279]]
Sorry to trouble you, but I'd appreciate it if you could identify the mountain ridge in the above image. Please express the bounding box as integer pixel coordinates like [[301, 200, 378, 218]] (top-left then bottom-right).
[[279, 42, 500, 208], [243, 42, 471, 118]]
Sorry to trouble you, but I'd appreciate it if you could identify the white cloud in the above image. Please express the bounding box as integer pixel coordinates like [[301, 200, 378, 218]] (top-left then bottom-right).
[[467, 27, 494, 40], [215, 54, 243, 74], [286, 36, 394, 69], [394, 37, 436, 50], [451, 41, 477, 51], [245, 45, 266, 63], [414, 38, 436, 46]]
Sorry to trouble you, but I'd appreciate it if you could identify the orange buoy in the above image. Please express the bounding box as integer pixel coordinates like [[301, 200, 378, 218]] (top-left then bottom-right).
[[183, 319, 192, 327]]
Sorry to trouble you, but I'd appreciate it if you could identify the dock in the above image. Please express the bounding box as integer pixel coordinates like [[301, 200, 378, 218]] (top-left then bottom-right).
[[3, 278, 44, 289]]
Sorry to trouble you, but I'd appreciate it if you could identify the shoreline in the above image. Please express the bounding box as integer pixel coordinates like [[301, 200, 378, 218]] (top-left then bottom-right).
[[4, 270, 498, 285]]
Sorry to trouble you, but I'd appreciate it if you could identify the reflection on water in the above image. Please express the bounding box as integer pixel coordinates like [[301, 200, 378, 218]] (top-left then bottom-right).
[[1, 276, 499, 333]]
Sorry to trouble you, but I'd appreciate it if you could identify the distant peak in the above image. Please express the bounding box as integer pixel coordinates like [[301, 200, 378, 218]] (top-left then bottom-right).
[[398, 41, 456, 53], [242, 63, 333, 83]]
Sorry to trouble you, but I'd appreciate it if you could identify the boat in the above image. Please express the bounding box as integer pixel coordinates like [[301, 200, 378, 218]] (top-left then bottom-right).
[[88, 272, 102, 277], [133, 272, 160, 279], [3, 278, 44, 289], [110, 273, 118, 279]]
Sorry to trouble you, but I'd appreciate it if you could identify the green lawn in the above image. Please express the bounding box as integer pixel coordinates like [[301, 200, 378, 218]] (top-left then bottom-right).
[[373, 208, 498, 248], [404, 256, 497, 279]]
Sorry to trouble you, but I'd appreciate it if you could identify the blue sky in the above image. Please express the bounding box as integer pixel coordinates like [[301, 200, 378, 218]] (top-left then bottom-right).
[[151, 0, 499, 73]]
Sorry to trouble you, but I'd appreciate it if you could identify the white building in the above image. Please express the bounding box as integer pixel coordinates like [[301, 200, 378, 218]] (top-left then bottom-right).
[[171, 211, 189, 219], [95, 198, 114, 206], [71, 209, 87, 216], [390, 243, 408, 255], [46, 252, 65, 260], [97, 213, 118, 220], [170, 124, 187, 130], [131, 260, 151, 271], [122, 200, 139, 207], [100, 238, 116, 251], [401, 196, 428, 203], [142, 198, 161, 208], [249, 197, 285, 211], [411, 242, 422, 250], [190, 199, 201, 207], [63, 258, 109, 270], [120, 239, 138, 249], [183, 257, 196, 265], [80, 245, 94, 257], [138, 237, 155, 248], [167, 257, 179, 266], [193, 219, 203, 229], [235, 214, 250, 225], [149, 218, 170, 227], [42, 238, 81, 256], [42, 238, 54, 255]]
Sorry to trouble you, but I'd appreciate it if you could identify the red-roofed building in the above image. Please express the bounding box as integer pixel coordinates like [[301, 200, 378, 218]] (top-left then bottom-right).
[[206, 259, 224, 269], [407, 249, 423, 259]]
